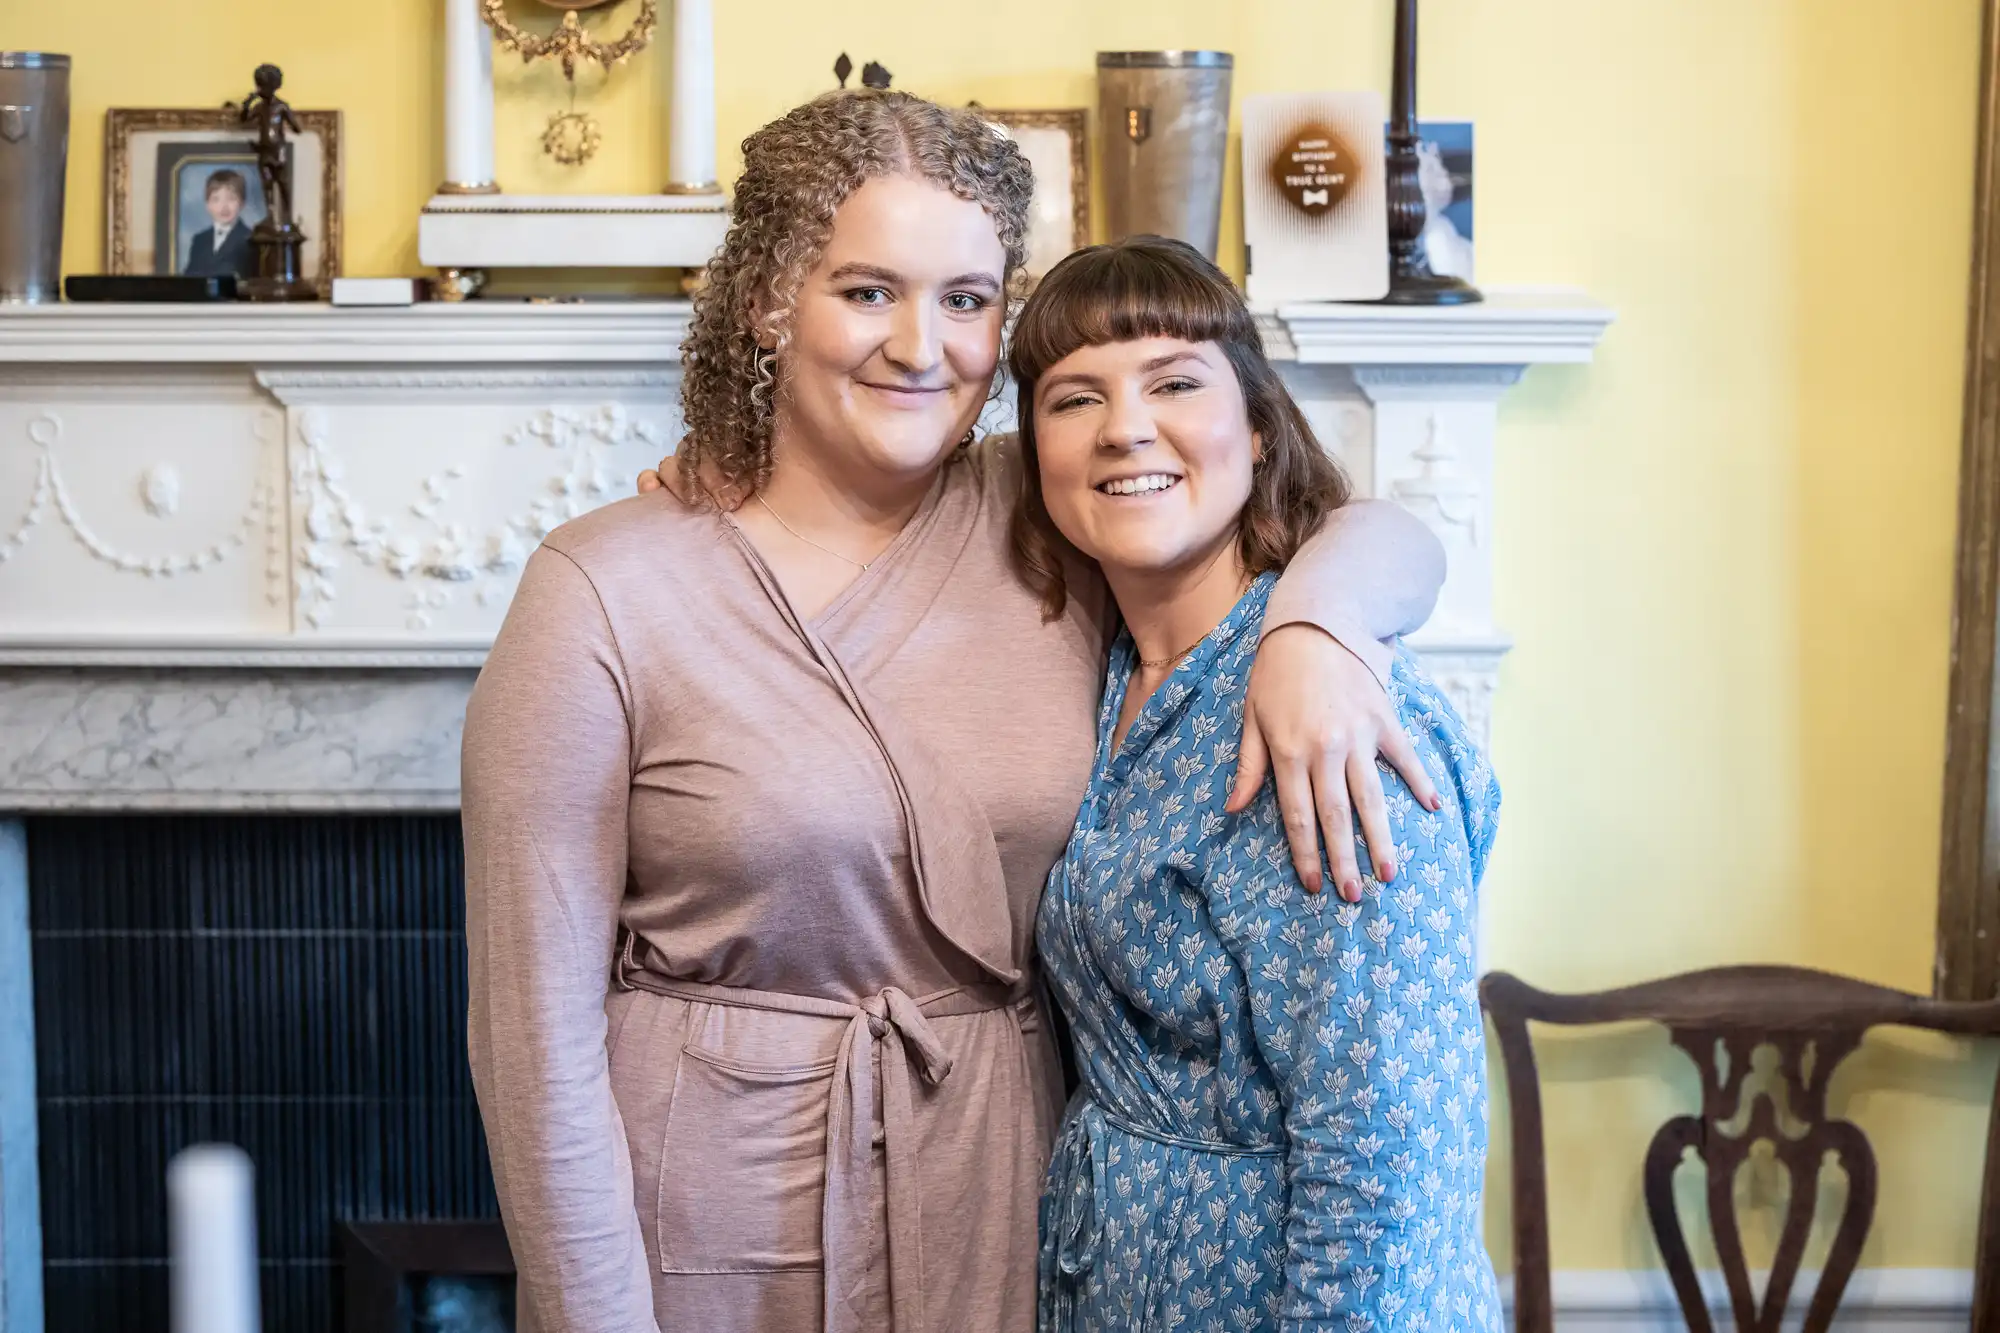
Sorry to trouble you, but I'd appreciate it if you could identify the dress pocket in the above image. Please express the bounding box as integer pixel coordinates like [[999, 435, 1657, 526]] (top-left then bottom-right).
[[655, 1043, 837, 1273]]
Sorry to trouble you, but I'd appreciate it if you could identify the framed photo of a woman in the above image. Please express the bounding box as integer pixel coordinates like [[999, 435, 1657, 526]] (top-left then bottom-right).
[[105, 107, 342, 296]]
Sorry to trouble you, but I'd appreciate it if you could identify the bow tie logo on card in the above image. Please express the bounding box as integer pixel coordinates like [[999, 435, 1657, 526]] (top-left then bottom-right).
[[1269, 121, 1354, 218]]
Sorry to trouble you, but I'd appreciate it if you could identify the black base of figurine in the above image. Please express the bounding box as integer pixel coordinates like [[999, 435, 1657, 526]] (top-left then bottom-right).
[[241, 275, 319, 302], [248, 221, 317, 303], [1373, 270, 1484, 306]]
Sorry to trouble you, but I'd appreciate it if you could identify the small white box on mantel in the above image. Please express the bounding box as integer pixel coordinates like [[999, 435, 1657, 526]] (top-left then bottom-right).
[[331, 278, 422, 307]]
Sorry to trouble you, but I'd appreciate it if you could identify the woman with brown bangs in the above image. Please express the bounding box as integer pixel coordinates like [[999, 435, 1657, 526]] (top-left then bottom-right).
[[462, 92, 1453, 1333], [1014, 237, 1502, 1333]]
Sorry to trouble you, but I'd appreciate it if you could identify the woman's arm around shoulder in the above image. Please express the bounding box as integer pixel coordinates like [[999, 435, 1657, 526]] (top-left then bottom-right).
[[462, 543, 659, 1333], [1238, 502, 1447, 902], [1267, 499, 1445, 685]]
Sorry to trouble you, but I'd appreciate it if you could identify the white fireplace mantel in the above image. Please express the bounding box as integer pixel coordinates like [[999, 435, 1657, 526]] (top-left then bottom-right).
[[0, 288, 1610, 365], [0, 291, 1612, 812], [0, 301, 692, 364]]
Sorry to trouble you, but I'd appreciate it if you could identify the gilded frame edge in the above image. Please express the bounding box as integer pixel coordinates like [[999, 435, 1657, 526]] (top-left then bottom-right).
[[103, 106, 345, 300], [980, 107, 1090, 253], [1938, 0, 2000, 1000]]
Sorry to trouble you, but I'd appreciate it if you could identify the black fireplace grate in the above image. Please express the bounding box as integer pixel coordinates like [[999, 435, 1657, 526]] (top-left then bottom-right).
[[28, 814, 499, 1333]]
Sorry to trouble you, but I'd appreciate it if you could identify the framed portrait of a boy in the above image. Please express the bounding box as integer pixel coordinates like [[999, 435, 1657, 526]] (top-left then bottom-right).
[[105, 108, 342, 297]]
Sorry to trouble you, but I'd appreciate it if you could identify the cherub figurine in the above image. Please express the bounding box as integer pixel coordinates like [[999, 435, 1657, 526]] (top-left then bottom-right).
[[232, 64, 301, 231]]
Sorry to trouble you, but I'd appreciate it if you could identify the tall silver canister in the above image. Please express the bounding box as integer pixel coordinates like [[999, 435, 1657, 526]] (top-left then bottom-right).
[[1096, 51, 1233, 261], [0, 52, 71, 304]]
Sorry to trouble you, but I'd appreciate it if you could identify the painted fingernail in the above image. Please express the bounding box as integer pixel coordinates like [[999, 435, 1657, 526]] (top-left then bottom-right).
[[1342, 878, 1361, 902], [1378, 860, 1396, 882]]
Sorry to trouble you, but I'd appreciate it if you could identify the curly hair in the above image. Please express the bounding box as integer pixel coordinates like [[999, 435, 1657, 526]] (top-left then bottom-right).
[[676, 90, 1037, 506], [1008, 236, 1352, 619]]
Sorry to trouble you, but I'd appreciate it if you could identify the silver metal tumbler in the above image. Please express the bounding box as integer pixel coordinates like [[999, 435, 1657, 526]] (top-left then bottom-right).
[[0, 53, 71, 304], [1096, 51, 1233, 261]]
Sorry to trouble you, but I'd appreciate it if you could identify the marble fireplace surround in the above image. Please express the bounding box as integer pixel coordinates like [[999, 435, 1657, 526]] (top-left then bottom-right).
[[0, 294, 1610, 1332]]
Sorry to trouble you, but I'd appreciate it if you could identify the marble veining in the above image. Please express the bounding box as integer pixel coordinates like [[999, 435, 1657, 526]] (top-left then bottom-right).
[[0, 671, 474, 810]]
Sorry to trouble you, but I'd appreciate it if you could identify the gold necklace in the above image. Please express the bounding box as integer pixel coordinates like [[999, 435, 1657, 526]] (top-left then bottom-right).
[[1134, 570, 1255, 669], [1137, 638, 1204, 670], [754, 493, 872, 571]]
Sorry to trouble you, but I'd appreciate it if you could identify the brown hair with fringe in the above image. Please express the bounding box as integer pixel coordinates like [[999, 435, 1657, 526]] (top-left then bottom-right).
[[1007, 235, 1352, 618], [675, 90, 1035, 507]]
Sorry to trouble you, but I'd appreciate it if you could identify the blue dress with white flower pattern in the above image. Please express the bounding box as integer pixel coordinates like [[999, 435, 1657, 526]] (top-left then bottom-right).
[[1036, 573, 1504, 1333]]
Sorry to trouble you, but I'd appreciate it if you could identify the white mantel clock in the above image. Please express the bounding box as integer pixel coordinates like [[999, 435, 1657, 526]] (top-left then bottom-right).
[[416, 0, 728, 296]]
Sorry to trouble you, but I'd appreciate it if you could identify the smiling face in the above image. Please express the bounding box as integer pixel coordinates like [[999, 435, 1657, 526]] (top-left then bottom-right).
[[206, 179, 243, 228], [770, 173, 1008, 493], [1031, 334, 1259, 583], [1006, 236, 1352, 620]]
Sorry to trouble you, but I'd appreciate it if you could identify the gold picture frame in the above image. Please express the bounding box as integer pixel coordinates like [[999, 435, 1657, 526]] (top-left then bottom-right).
[[105, 107, 343, 298], [1938, 0, 2000, 1000], [979, 107, 1089, 283]]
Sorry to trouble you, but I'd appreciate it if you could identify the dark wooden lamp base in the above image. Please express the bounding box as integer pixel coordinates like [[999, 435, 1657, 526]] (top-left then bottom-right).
[[1372, 0, 1483, 307]]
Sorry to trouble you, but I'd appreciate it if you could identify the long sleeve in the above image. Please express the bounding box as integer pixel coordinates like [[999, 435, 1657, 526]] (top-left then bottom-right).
[[1205, 676, 1487, 1333], [462, 545, 659, 1333], [1265, 499, 1446, 687]]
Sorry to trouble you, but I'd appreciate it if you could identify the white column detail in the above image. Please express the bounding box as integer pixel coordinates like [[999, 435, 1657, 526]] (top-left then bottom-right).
[[442, 0, 497, 191], [1352, 365, 1519, 747], [1353, 364, 1524, 970], [665, 0, 718, 192]]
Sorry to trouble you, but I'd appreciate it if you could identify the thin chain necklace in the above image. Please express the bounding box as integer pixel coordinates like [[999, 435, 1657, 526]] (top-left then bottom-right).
[[1137, 638, 1205, 671], [754, 493, 872, 572], [1134, 569, 1255, 670]]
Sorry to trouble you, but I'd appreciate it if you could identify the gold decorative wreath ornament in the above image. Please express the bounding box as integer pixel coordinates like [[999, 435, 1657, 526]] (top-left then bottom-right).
[[542, 110, 603, 166], [479, 0, 658, 81]]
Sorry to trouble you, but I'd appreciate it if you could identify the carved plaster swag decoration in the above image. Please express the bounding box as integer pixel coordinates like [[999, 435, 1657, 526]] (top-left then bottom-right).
[[0, 412, 284, 604], [291, 402, 662, 630]]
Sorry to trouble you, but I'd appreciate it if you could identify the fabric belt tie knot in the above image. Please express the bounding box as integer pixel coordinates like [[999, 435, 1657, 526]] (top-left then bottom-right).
[[1049, 1101, 1110, 1279], [611, 939, 1028, 1333], [827, 986, 954, 1332]]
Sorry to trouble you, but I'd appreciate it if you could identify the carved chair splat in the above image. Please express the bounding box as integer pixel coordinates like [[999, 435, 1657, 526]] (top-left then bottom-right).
[[1479, 966, 2000, 1333]]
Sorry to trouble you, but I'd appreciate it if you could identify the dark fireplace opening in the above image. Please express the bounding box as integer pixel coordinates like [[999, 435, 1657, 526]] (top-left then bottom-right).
[[339, 1221, 514, 1333], [27, 814, 502, 1333]]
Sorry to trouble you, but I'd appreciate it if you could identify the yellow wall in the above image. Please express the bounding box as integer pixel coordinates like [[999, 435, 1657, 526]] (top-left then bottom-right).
[[13, 0, 1993, 1273]]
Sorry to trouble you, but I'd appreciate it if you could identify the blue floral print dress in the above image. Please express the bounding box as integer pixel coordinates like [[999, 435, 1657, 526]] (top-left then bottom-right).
[[1036, 573, 1503, 1333]]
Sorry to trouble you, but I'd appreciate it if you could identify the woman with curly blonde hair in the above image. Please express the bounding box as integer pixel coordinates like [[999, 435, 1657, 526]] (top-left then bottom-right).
[[462, 89, 1446, 1333]]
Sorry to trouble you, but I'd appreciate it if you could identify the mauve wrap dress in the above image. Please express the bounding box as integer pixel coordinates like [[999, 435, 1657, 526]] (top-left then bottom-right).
[[460, 440, 1443, 1333]]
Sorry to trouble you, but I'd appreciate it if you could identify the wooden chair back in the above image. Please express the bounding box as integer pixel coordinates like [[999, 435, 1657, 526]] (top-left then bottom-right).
[[1479, 965, 2000, 1333]]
